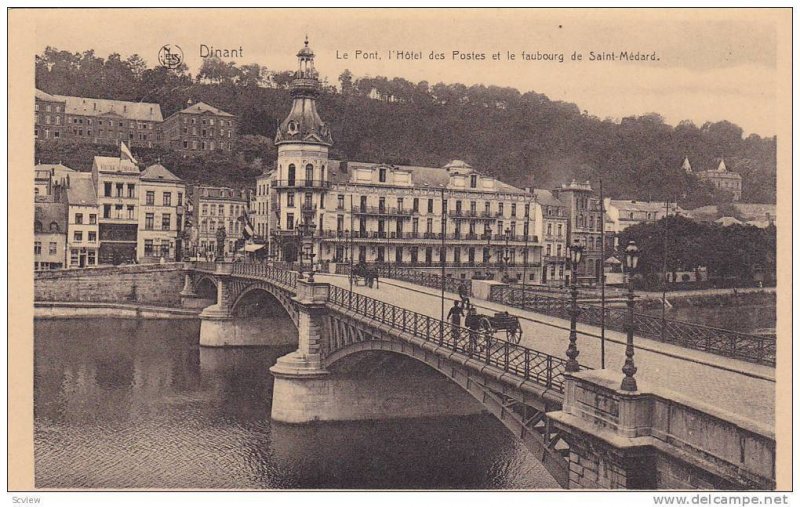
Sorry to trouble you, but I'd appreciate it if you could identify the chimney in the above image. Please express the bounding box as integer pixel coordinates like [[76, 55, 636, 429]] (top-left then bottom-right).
[[123, 105, 127, 113], [93, 102, 96, 111]]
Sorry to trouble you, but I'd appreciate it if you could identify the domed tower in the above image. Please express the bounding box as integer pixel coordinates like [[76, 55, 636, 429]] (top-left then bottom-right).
[[272, 38, 332, 261]]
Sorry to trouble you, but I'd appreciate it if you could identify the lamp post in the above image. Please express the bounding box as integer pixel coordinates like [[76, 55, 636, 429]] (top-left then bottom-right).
[[440, 186, 447, 323], [302, 240, 316, 282], [485, 225, 493, 277], [503, 227, 511, 281], [565, 238, 584, 373], [621, 240, 640, 391]]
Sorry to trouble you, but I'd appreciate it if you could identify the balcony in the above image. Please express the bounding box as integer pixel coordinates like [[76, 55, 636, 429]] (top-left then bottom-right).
[[272, 179, 331, 189], [353, 206, 414, 217]]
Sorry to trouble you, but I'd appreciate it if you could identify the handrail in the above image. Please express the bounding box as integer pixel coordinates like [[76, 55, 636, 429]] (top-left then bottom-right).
[[326, 284, 579, 392], [492, 285, 775, 366]]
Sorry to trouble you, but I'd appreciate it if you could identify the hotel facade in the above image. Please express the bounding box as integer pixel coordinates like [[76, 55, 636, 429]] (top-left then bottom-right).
[[255, 39, 546, 282]]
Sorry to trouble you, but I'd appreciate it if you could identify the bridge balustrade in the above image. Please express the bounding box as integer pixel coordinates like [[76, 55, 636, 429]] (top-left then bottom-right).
[[326, 285, 574, 391], [230, 261, 298, 289], [493, 285, 776, 366]]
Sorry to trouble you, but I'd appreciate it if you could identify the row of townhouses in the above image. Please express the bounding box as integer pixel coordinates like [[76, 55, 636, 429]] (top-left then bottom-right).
[[34, 155, 252, 270], [34, 90, 236, 152]]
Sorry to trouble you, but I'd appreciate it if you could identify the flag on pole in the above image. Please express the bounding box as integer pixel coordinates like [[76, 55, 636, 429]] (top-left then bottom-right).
[[238, 211, 255, 239], [120, 141, 137, 164]]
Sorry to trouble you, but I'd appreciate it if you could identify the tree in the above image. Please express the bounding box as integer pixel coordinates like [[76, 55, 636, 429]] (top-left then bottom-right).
[[338, 69, 354, 94]]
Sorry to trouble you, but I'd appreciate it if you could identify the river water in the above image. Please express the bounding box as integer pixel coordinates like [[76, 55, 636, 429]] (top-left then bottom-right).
[[34, 318, 559, 489]]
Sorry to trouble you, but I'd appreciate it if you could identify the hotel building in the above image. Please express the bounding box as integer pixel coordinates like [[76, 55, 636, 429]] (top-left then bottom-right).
[[256, 39, 543, 280]]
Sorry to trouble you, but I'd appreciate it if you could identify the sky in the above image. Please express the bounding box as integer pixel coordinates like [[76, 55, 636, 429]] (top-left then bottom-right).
[[31, 8, 786, 137]]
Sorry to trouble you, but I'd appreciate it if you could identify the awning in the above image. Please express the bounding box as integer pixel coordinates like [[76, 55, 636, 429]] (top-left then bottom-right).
[[244, 244, 265, 252]]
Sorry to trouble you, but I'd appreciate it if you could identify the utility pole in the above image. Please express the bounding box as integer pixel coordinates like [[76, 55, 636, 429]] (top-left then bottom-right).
[[662, 199, 670, 341], [440, 186, 447, 322], [599, 177, 606, 369], [349, 194, 354, 293]]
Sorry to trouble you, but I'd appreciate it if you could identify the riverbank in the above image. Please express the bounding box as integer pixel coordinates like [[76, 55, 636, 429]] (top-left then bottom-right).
[[34, 301, 200, 319]]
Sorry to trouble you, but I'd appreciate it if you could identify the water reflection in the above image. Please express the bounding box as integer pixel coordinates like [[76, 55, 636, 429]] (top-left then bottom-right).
[[34, 318, 558, 489]]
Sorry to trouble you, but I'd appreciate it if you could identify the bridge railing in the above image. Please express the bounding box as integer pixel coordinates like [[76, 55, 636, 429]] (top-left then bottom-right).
[[327, 285, 576, 392], [493, 285, 776, 367], [336, 264, 473, 296], [231, 262, 298, 289], [194, 261, 218, 272]]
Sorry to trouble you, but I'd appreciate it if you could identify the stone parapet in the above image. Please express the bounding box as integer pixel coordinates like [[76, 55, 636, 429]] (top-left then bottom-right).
[[550, 370, 775, 490]]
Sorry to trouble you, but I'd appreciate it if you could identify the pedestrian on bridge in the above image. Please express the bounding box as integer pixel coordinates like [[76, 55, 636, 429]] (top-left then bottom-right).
[[458, 281, 470, 308], [447, 300, 464, 343]]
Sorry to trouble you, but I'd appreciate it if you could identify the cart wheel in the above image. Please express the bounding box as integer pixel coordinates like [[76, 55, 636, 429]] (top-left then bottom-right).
[[507, 325, 522, 344]]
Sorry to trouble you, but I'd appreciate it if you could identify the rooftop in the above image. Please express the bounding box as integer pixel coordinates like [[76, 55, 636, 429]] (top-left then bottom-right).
[[93, 156, 140, 175], [175, 101, 234, 118], [140, 163, 182, 182], [47, 92, 163, 122], [65, 173, 97, 206], [326, 160, 528, 194]]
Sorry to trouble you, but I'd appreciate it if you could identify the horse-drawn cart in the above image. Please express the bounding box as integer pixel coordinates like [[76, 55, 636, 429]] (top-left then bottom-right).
[[466, 309, 523, 344]]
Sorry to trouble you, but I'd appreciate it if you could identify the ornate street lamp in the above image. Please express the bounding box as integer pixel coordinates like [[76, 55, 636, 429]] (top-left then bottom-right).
[[621, 240, 640, 391], [565, 238, 584, 373], [302, 241, 316, 282]]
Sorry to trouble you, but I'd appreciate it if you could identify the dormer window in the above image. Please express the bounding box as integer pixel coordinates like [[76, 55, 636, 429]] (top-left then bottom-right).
[[470, 174, 477, 188], [287, 120, 298, 134], [379, 168, 387, 183]]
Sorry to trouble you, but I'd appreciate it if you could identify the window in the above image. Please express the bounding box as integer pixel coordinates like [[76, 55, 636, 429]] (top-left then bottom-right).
[[49, 222, 59, 232], [177, 192, 183, 206], [558, 224, 563, 237], [34, 242, 42, 255], [485, 202, 491, 215], [306, 164, 314, 183], [160, 243, 170, 258], [218, 204, 224, 215], [127, 205, 135, 219], [557, 244, 562, 257], [103, 204, 111, 218], [287, 192, 295, 207], [397, 197, 404, 211], [128, 184, 135, 198], [498, 203, 504, 216], [547, 223, 552, 235], [34, 221, 42, 233], [88, 231, 96, 243], [427, 199, 434, 213], [337, 194, 344, 210], [470, 174, 477, 188], [286, 213, 295, 230], [75, 213, 83, 224], [104, 182, 112, 197], [379, 168, 387, 182], [145, 213, 154, 230], [442, 199, 448, 214], [146, 191, 155, 205], [114, 204, 123, 219], [524, 203, 530, 217], [546, 244, 552, 256], [413, 198, 419, 212], [511, 203, 517, 217], [162, 192, 171, 206], [144, 240, 154, 256], [287, 164, 296, 186], [88, 250, 96, 265], [162, 214, 171, 230], [49, 242, 57, 255], [73, 231, 82, 242]]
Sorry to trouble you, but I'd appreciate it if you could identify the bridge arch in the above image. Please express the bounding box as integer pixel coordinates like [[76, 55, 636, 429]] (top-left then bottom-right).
[[321, 334, 570, 487], [229, 284, 297, 325], [194, 275, 218, 300]]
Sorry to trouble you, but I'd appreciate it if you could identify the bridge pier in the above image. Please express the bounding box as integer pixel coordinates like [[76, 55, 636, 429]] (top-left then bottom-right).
[[179, 263, 208, 309], [270, 279, 334, 422]]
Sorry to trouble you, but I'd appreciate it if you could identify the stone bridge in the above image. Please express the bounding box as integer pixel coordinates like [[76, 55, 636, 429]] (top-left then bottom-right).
[[180, 261, 775, 490]]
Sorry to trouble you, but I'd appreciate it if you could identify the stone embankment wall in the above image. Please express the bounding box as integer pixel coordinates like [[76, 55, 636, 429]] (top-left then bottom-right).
[[34, 264, 185, 307]]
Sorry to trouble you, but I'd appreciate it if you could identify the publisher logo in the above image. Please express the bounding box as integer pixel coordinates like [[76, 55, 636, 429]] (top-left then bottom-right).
[[158, 44, 184, 69]]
